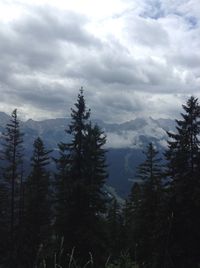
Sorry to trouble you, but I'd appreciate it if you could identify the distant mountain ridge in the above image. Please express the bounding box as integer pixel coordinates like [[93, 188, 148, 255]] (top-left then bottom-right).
[[0, 112, 176, 196], [0, 111, 176, 148]]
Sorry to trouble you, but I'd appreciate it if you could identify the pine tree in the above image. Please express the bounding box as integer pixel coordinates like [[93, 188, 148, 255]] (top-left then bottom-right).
[[55, 89, 90, 250], [55, 89, 108, 266], [0, 109, 24, 264], [54, 141, 71, 239], [127, 143, 163, 267], [83, 123, 107, 218], [23, 137, 51, 267], [81, 123, 108, 262], [165, 96, 200, 267]]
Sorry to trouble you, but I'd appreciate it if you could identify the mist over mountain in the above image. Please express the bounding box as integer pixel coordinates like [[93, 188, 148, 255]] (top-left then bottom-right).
[[0, 112, 175, 196]]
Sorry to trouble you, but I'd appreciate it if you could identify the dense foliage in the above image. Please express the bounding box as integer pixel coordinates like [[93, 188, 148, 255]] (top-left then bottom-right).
[[0, 93, 200, 268]]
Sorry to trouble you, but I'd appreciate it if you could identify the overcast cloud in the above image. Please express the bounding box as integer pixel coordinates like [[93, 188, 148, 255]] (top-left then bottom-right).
[[0, 0, 200, 122]]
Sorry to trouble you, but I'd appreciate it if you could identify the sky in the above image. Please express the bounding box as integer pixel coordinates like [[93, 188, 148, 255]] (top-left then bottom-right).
[[0, 0, 200, 122]]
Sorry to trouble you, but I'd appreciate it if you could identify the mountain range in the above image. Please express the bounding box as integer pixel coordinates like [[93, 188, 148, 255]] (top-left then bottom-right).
[[0, 112, 176, 197]]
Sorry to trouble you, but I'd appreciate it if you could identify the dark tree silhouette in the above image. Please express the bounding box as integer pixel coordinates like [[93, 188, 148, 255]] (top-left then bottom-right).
[[23, 137, 51, 267], [126, 143, 163, 267], [0, 109, 24, 266], [107, 197, 123, 261], [165, 96, 200, 268], [55, 89, 108, 266]]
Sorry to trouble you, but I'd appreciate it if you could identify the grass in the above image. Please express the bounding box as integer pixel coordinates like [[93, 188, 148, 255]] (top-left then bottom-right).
[[36, 238, 138, 268]]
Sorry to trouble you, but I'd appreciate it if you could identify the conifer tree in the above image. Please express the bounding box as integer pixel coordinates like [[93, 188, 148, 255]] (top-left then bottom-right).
[[165, 96, 200, 267], [55, 89, 108, 266], [23, 137, 51, 267], [55, 89, 90, 250], [81, 123, 108, 260], [0, 109, 24, 261], [127, 143, 163, 267], [54, 141, 71, 239], [83, 123, 107, 216]]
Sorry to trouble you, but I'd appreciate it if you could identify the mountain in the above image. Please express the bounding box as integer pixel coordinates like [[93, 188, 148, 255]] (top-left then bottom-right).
[[0, 112, 176, 197], [105, 117, 176, 149], [0, 112, 11, 135], [0, 112, 10, 125]]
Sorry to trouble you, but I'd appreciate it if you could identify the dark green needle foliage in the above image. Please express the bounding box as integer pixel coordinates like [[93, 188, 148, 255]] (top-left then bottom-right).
[[81, 123, 108, 261], [0, 109, 24, 266], [55, 89, 108, 267], [126, 143, 163, 267], [165, 96, 200, 268], [23, 137, 51, 267], [1, 93, 200, 268], [55, 88, 91, 254]]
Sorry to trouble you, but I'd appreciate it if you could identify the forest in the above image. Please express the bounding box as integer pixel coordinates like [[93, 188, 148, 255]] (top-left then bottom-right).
[[0, 90, 200, 268]]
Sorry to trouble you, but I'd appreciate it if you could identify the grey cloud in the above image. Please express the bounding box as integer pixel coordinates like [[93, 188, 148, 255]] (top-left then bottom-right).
[[168, 53, 200, 69], [0, 0, 200, 123], [64, 43, 152, 87], [81, 61, 137, 85], [13, 7, 101, 48], [84, 89, 146, 123], [0, 78, 72, 113], [98, 94, 138, 112], [139, 0, 165, 19], [75, 54, 189, 94], [0, 5, 104, 115], [125, 16, 169, 48], [0, 27, 63, 73], [0, 6, 102, 75], [64, 46, 137, 85]]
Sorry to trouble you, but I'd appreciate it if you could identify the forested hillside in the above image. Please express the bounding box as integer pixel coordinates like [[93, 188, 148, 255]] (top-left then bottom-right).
[[0, 91, 200, 268]]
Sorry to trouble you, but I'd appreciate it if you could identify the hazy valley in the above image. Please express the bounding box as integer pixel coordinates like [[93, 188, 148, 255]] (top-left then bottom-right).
[[0, 112, 175, 196]]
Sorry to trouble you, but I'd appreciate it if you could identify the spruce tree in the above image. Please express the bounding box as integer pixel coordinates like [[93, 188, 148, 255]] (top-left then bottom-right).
[[81, 123, 108, 262], [83, 123, 107, 214], [0, 109, 24, 264], [54, 141, 71, 239], [23, 137, 51, 267], [55, 89, 90, 251], [127, 143, 163, 267], [55, 89, 108, 266], [165, 96, 200, 267]]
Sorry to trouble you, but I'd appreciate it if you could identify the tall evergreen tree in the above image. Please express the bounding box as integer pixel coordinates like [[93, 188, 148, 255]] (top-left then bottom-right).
[[0, 109, 24, 265], [81, 123, 108, 258], [127, 143, 163, 267], [54, 141, 71, 239], [23, 137, 51, 267], [165, 96, 200, 267], [55, 89, 90, 250], [55, 89, 108, 266], [83, 123, 107, 215]]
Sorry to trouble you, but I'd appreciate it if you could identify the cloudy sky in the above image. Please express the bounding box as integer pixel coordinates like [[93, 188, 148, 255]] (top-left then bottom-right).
[[0, 0, 200, 122]]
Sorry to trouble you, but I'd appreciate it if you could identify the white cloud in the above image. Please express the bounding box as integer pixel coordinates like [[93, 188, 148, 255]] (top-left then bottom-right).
[[0, 0, 200, 122]]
